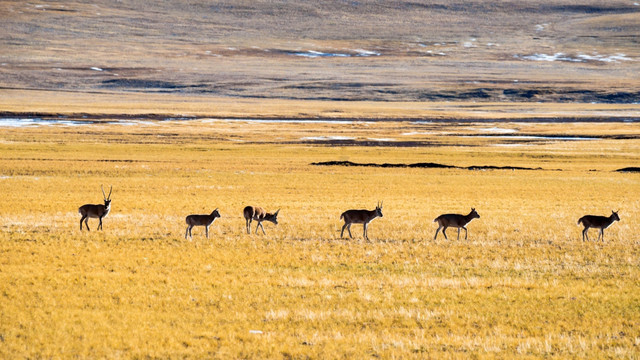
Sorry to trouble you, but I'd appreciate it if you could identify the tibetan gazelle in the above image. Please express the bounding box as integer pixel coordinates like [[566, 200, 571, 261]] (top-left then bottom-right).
[[185, 209, 221, 239], [243, 206, 279, 235], [434, 208, 480, 240], [340, 201, 383, 241], [78, 185, 112, 231], [578, 210, 620, 242]]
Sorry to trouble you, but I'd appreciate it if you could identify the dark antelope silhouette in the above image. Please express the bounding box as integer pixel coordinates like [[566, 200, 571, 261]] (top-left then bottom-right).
[[243, 206, 279, 235], [578, 210, 620, 242], [340, 201, 383, 241], [185, 209, 221, 239], [79, 185, 112, 231], [434, 208, 480, 240]]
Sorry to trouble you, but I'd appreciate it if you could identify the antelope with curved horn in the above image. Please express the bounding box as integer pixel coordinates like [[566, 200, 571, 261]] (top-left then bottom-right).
[[185, 208, 221, 239], [243, 206, 279, 235], [340, 201, 383, 241], [434, 208, 480, 240], [578, 210, 620, 242], [78, 185, 112, 231]]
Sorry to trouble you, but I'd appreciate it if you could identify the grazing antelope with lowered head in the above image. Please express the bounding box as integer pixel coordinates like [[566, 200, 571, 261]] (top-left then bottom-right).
[[578, 210, 620, 242], [244, 206, 279, 235], [78, 185, 112, 231], [185, 209, 221, 239], [434, 208, 480, 240], [340, 201, 383, 241]]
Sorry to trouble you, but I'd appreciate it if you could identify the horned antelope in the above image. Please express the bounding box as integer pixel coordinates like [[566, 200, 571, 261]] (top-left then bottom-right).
[[340, 201, 383, 241], [78, 185, 112, 231], [578, 210, 620, 242], [243, 206, 279, 235], [185, 209, 221, 239], [434, 208, 480, 240]]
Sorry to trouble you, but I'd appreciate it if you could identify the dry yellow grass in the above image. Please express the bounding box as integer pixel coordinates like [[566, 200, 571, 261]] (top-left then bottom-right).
[[0, 119, 639, 358]]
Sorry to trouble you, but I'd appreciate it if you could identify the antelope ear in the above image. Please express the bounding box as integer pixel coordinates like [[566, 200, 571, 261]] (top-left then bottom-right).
[[472, 207, 475, 211], [276, 209, 280, 215]]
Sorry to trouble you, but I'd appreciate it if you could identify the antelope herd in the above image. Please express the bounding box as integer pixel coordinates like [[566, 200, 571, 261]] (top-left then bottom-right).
[[78, 187, 622, 242]]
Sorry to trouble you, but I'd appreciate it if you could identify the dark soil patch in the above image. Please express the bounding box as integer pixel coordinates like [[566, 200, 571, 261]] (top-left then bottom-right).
[[101, 79, 209, 92], [311, 160, 548, 171], [616, 167, 640, 173], [0, 112, 636, 124]]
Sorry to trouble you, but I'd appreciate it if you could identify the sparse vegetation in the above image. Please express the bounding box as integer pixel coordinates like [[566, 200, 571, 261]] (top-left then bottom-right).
[[0, 120, 638, 358]]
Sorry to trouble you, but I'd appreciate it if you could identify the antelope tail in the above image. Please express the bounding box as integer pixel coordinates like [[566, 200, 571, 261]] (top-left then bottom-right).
[[340, 212, 345, 220], [577, 217, 584, 225]]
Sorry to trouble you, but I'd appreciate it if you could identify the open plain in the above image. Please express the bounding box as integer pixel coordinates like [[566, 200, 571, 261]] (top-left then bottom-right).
[[1, 0, 640, 359], [1, 119, 639, 358]]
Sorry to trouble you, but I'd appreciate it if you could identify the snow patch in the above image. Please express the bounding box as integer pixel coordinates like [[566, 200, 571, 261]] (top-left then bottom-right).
[[474, 135, 599, 141], [576, 53, 633, 63], [402, 131, 436, 136], [354, 49, 381, 57], [0, 118, 88, 127], [301, 136, 355, 141], [517, 52, 633, 63], [475, 127, 518, 134], [289, 49, 380, 58], [203, 119, 358, 125], [517, 53, 581, 62], [535, 24, 548, 31], [292, 50, 350, 58], [493, 143, 530, 147]]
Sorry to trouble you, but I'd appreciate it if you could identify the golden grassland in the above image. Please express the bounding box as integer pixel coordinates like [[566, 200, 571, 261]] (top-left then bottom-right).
[[0, 120, 639, 358]]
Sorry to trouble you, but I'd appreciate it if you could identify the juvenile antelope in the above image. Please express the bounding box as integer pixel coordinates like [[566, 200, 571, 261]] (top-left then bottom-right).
[[243, 206, 279, 235], [185, 208, 221, 239], [434, 208, 480, 240], [340, 201, 383, 241], [578, 210, 620, 242], [78, 185, 112, 231]]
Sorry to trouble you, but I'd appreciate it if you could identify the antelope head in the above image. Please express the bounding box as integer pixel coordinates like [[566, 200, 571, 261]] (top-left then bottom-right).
[[612, 210, 620, 221], [101, 185, 112, 208], [470, 208, 480, 219], [271, 209, 280, 225], [376, 201, 383, 217]]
